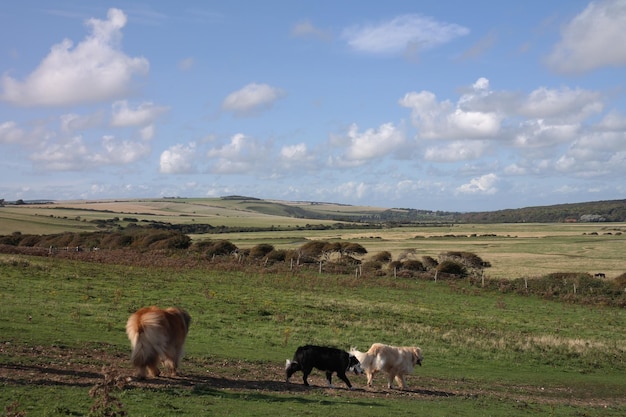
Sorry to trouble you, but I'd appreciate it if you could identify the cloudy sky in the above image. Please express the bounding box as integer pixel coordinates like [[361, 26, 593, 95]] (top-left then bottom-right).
[[2, 0, 626, 211]]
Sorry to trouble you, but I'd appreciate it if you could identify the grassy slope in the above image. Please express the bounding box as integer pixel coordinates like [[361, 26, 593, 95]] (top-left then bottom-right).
[[1, 254, 625, 416]]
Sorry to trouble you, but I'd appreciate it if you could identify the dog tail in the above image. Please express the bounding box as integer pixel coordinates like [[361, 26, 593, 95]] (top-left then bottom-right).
[[126, 309, 167, 368], [349, 347, 369, 370]]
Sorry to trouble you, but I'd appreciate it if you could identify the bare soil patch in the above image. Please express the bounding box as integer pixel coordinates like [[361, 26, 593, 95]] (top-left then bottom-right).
[[1, 342, 623, 408]]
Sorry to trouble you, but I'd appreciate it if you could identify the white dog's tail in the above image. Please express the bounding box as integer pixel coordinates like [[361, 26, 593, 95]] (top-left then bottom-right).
[[349, 347, 368, 369]]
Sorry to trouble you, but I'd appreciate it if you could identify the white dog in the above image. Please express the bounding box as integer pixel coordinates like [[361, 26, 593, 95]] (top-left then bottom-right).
[[351, 343, 423, 389]]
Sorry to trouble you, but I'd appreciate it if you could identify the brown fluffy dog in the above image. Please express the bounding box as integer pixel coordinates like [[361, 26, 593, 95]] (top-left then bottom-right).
[[125, 306, 191, 379], [351, 343, 423, 389]]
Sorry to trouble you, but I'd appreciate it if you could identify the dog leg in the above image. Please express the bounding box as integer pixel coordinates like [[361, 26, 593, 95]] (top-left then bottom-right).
[[147, 363, 160, 378], [386, 372, 395, 389], [336, 371, 353, 389], [396, 375, 407, 390], [136, 366, 147, 380], [325, 371, 335, 388], [302, 369, 311, 386]]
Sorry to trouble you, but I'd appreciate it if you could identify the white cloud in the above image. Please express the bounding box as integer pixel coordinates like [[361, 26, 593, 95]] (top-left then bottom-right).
[[160, 143, 197, 174], [554, 130, 626, 177], [334, 181, 368, 200], [400, 79, 502, 139], [60, 112, 104, 133], [341, 14, 469, 56], [178, 57, 195, 71], [139, 125, 155, 140], [221, 83, 285, 117], [597, 110, 626, 131], [456, 173, 498, 195], [519, 87, 603, 121], [503, 163, 527, 176], [547, 0, 626, 73], [31, 134, 150, 171], [291, 20, 332, 41], [95, 135, 150, 165], [514, 119, 580, 148], [280, 143, 308, 160], [0, 121, 25, 144], [207, 133, 271, 174], [344, 122, 406, 162], [0, 8, 149, 106], [30, 136, 90, 171], [424, 140, 489, 162], [111, 101, 168, 127], [459, 31, 497, 60]]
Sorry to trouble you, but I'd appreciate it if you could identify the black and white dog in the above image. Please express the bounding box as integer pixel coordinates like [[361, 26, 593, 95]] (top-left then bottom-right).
[[285, 345, 363, 389]]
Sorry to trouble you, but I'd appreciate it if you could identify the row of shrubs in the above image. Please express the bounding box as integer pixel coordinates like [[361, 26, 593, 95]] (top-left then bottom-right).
[[1, 228, 624, 307], [0, 228, 487, 276]]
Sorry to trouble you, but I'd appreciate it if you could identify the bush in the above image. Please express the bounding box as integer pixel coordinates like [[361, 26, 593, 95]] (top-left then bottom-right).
[[402, 259, 425, 271], [249, 243, 275, 259], [371, 251, 392, 263], [199, 240, 238, 257], [422, 256, 438, 270], [436, 260, 467, 277], [612, 273, 626, 292]]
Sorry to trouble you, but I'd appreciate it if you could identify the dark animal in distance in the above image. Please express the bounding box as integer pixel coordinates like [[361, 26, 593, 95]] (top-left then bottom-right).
[[285, 345, 363, 389]]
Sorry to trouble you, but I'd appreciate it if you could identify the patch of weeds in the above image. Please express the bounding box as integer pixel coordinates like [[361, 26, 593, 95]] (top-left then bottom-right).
[[4, 401, 26, 417], [88, 366, 128, 417]]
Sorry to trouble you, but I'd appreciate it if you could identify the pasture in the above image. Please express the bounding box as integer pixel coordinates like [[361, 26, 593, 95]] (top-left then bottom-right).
[[1, 199, 626, 279], [1, 251, 625, 416]]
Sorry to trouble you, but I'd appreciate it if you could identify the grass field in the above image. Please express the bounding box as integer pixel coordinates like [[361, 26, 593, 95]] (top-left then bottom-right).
[[1, 251, 625, 416]]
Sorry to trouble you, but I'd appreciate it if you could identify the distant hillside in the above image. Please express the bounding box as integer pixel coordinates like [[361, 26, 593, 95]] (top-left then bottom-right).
[[215, 197, 626, 223], [456, 199, 626, 223]]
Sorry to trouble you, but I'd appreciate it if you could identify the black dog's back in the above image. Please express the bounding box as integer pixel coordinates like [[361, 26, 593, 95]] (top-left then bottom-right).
[[285, 345, 361, 388]]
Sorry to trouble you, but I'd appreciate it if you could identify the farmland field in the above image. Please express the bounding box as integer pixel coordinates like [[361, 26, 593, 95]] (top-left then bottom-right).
[[1, 198, 625, 416], [1, 198, 625, 279]]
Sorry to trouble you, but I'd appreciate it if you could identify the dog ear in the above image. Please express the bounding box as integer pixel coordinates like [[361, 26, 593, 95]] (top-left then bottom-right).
[[413, 348, 423, 366]]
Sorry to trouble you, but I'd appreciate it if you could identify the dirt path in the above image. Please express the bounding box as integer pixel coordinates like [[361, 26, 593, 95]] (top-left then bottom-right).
[[1, 343, 623, 408]]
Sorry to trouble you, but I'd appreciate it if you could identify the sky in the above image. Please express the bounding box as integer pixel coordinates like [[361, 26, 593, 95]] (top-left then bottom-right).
[[1, 0, 626, 212]]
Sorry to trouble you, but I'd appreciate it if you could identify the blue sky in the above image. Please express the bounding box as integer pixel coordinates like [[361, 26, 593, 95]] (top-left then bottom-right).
[[2, 0, 626, 211]]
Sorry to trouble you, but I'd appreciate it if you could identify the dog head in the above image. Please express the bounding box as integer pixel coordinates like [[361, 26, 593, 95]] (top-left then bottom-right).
[[412, 347, 423, 366], [348, 354, 364, 375]]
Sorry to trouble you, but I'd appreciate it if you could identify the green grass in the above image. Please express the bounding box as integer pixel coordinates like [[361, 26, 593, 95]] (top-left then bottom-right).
[[1, 253, 625, 416]]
